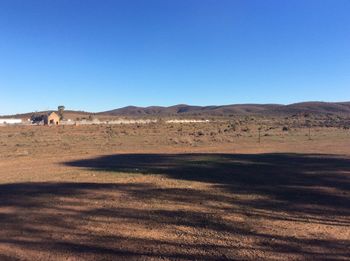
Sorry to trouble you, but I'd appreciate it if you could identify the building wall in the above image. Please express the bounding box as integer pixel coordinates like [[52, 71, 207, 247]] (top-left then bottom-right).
[[0, 119, 22, 124], [47, 114, 60, 125]]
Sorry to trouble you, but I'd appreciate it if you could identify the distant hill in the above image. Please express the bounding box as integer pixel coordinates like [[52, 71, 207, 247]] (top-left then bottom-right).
[[100, 102, 350, 117], [277, 102, 350, 114], [100, 104, 281, 116], [2, 102, 350, 119]]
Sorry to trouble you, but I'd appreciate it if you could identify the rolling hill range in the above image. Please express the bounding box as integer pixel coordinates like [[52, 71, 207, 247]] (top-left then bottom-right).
[[99, 102, 350, 117], [2, 102, 350, 119]]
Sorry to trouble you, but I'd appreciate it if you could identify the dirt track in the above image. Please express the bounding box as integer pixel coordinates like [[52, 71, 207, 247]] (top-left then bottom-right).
[[0, 124, 349, 260]]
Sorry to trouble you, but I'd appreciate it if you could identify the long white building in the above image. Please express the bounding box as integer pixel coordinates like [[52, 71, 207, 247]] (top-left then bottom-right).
[[0, 119, 22, 124]]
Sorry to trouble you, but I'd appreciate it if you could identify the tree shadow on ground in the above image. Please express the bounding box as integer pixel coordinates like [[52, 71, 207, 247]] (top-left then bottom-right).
[[65, 153, 350, 216], [0, 153, 349, 260]]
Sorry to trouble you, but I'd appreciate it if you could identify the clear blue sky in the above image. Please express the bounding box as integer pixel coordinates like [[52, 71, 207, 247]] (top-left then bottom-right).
[[0, 0, 349, 114]]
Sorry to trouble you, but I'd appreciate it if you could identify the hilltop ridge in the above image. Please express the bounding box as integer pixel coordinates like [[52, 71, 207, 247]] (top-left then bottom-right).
[[2, 101, 350, 118]]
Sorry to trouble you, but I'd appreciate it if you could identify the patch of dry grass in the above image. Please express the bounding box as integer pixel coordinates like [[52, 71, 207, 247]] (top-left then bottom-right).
[[0, 120, 349, 260]]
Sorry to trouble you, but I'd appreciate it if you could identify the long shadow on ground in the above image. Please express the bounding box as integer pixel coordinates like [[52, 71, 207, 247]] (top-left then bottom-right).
[[65, 153, 350, 214], [0, 153, 349, 260]]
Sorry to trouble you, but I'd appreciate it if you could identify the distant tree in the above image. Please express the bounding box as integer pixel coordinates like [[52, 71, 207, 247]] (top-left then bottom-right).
[[305, 120, 312, 140], [258, 126, 262, 143], [30, 114, 44, 125], [58, 106, 65, 120]]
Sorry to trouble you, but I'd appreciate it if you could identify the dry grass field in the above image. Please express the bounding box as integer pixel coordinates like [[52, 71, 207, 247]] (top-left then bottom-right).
[[0, 121, 349, 260]]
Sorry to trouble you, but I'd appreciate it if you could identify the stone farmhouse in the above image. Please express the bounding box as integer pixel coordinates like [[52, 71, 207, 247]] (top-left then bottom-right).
[[31, 112, 60, 125]]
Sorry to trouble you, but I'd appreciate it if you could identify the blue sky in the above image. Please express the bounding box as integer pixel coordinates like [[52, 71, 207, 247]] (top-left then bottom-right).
[[0, 0, 349, 114]]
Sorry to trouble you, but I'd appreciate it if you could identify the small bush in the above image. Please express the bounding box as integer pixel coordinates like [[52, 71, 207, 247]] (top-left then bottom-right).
[[197, 131, 204, 136]]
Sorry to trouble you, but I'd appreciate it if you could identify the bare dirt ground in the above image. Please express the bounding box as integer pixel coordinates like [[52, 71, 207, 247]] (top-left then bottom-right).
[[0, 122, 349, 260]]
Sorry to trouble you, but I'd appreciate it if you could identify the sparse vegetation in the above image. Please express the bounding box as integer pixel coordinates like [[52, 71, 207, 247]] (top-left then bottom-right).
[[0, 117, 349, 260]]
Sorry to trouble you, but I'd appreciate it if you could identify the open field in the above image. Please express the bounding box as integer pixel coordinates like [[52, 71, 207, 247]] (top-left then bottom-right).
[[0, 122, 349, 260]]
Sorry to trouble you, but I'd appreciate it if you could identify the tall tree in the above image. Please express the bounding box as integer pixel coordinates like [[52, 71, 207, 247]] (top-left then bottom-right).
[[58, 105, 65, 120]]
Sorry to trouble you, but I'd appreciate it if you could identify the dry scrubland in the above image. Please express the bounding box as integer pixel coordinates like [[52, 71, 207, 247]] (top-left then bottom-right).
[[0, 118, 350, 260]]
